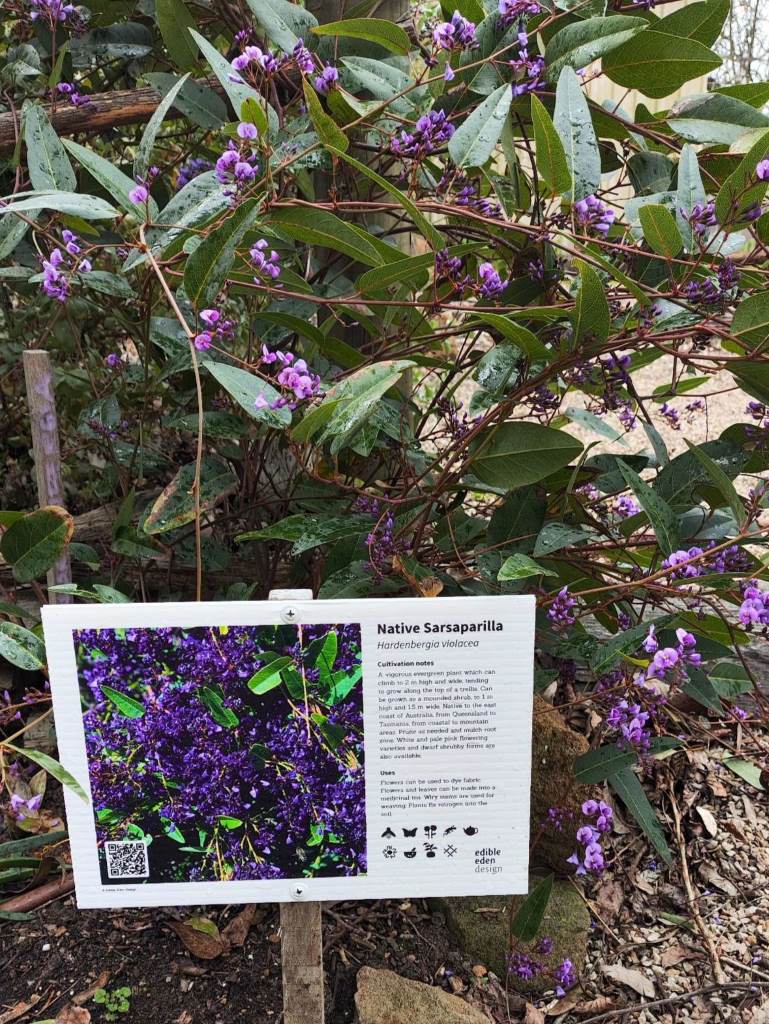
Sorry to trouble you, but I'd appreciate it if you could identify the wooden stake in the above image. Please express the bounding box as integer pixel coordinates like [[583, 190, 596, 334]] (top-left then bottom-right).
[[268, 589, 325, 1024], [22, 350, 72, 603]]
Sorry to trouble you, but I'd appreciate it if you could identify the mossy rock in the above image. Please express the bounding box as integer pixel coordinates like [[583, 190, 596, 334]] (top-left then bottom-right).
[[431, 876, 590, 995], [531, 695, 604, 871]]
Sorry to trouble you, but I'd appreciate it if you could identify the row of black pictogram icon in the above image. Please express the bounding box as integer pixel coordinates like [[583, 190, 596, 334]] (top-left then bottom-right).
[[383, 843, 457, 859], [381, 825, 477, 839]]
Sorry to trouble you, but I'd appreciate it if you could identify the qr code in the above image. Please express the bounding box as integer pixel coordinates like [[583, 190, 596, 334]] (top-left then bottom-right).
[[104, 840, 150, 879]]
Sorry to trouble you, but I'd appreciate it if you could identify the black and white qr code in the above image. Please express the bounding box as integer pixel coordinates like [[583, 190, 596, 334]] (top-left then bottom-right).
[[104, 840, 150, 879]]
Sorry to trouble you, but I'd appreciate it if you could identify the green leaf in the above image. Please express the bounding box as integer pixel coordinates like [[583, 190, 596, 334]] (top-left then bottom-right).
[[5, 744, 88, 803], [247, 656, 293, 694], [469, 313, 550, 361], [0, 623, 45, 671], [654, 0, 729, 46], [468, 422, 583, 491], [617, 460, 681, 555], [143, 457, 238, 534], [189, 29, 264, 118], [448, 83, 513, 169], [731, 292, 769, 352], [609, 767, 672, 864], [573, 259, 610, 343], [134, 73, 190, 180], [589, 617, 672, 674], [341, 57, 414, 115], [575, 746, 636, 783], [675, 145, 706, 251], [184, 197, 260, 307], [24, 103, 76, 191], [709, 662, 753, 699], [202, 357, 290, 427], [511, 874, 553, 942], [312, 18, 411, 54], [553, 66, 600, 201], [199, 687, 239, 727], [0, 190, 119, 220], [533, 522, 591, 556], [602, 31, 721, 100], [638, 203, 683, 258], [667, 92, 769, 146], [723, 757, 764, 791], [244, 0, 318, 52], [315, 631, 338, 677], [715, 128, 769, 225], [237, 514, 373, 555], [682, 666, 724, 715], [155, 0, 199, 71], [326, 147, 443, 248], [218, 816, 244, 829], [100, 684, 146, 719], [498, 553, 556, 580], [683, 439, 746, 526], [0, 507, 73, 583], [62, 139, 158, 217], [530, 94, 571, 195], [269, 206, 397, 266], [303, 82, 349, 152], [545, 16, 646, 82]]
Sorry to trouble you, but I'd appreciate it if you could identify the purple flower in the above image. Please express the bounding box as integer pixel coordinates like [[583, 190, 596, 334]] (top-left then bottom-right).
[[548, 586, 578, 627], [574, 195, 615, 237], [498, 0, 542, 24], [314, 65, 339, 95], [614, 495, 640, 518], [433, 11, 477, 50], [237, 121, 258, 140], [688, 201, 716, 235], [177, 157, 213, 190], [251, 239, 282, 284], [129, 184, 149, 205], [756, 159, 769, 182], [477, 261, 509, 298], [391, 110, 454, 159], [215, 141, 259, 194], [10, 793, 43, 820], [554, 959, 577, 991], [293, 40, 315, 74], [508, 951, 543, 980], [739, 584, 769, 627]]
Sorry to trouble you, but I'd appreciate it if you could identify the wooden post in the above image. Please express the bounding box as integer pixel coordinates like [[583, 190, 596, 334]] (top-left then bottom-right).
[[22, 350, 72, 603], [268, 589, 325, 1024]]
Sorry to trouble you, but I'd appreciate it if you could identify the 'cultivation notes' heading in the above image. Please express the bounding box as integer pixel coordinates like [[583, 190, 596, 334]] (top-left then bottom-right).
[[43, 595, 535, 909]]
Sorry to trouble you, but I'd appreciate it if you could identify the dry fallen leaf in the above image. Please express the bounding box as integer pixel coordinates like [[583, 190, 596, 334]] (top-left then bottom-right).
[[743, 795, 758, 825], [594, 878, 624, 922], [169, 918, 230, 960], [221, 904, 258, 947], [660, 943, 694, 967], [699, 864, 738, 897], [54, 1007, 92, 1024], [524, 1002, 546, 1024], [602, 963, 655, 998], [696, 806, 718, 837], [73, 969, 110, 1006], [545, 987, 582, 1016], [0, 1000, 38, 1024], [573, 996, 619, 1015]]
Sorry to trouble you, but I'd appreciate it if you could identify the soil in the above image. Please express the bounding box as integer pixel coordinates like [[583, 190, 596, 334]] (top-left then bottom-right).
[[0, 897, 494, 1024]]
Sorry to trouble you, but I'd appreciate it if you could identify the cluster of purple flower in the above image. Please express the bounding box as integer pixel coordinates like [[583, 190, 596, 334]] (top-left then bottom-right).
[[433, 10, 477, 50], [232, 39, 316, 80], [365, 508, 412, 574], [314, 65, 340, 95], [614, 495, 640, 518], [76, 624, 365, 882], [477, 261, 509, 299], [548, 585, 578, 627], [193, 308, 234, 352], [435, 248, 471, 294], [606, 699, 653, 750], [498, 0, 541, 25], [56, 82, 90, 107], [391, 110, 455, 159], [662, 542, 749, 580], [508, 25, 546, 97], [683, 259, 740, 305], [128, 166, 159, 207], [454, 182, 502, 218], [436, 397, 479, 439], [739, 583, 769, 627], [688, 201, 717, 236], [250, 238, 282, 285], [643, 625, 701, 680], [568, 799, 612, 875], [258, 346, 323, 410], [507, 946, 577, 998], [215, 123, 260, 193], [756, 159, 769, 182], [41, 230, 91, 302], [177, 157, 214, 190], [574, 195, 615, 237], [28, 0, 83, 28]]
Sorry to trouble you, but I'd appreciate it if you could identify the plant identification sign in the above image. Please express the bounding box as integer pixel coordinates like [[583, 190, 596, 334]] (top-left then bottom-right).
[[43, 595, 534, 908]]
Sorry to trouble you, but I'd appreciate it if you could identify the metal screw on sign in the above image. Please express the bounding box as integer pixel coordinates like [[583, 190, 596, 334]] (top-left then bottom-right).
[[268, 589, 324, 1024]]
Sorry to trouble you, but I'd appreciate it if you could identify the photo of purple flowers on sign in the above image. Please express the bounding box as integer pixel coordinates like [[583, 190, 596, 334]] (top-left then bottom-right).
[[74, 623, 365, 884]]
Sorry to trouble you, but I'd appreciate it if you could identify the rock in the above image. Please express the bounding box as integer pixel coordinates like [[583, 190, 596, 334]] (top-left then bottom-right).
[[432, 876, 590, 995], [531, 695, 603, 871], [354, 967, 488, 1024]]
